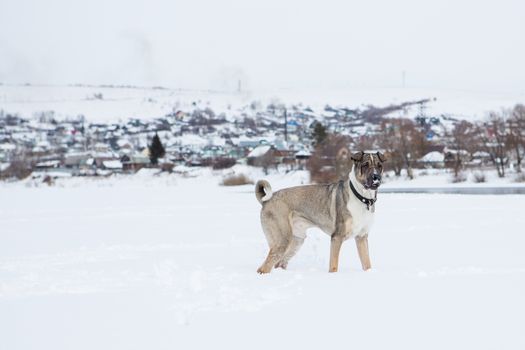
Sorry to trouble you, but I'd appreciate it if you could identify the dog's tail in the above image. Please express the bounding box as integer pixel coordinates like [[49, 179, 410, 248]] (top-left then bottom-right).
[[255, 180, 273, 204]]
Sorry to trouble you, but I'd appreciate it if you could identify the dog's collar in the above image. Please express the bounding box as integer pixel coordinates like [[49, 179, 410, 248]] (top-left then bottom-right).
[[349, 179, 377, 210]]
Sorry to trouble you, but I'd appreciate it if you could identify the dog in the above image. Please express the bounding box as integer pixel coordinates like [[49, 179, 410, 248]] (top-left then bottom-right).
[[254, 151, 385, 273]]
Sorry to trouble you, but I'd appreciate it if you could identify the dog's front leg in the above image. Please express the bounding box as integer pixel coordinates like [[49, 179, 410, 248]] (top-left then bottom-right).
[[355, 235, 371, 271], [329, 235, 344, 272]]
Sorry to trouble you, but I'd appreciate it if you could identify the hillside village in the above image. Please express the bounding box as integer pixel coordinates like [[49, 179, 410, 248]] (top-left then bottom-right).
[[0, 95, 523, 182]]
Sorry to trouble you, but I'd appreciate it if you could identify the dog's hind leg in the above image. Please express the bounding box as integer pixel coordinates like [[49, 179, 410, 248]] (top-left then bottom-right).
[[257, 220, 292, 274], [257, 244, 288, 274], [275, 236, 305, 269], [275, 219, 307, 269]]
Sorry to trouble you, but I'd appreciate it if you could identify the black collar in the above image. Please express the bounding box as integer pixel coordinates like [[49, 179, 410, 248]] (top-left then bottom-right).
[[349, 179, 377, 210]]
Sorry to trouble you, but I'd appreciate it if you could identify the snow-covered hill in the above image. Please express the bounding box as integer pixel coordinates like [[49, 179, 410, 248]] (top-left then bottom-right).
[[1, 84, 523, 123]]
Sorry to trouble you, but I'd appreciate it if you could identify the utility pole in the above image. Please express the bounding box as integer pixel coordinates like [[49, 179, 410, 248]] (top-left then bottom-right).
[[284, 107, 288, 142]]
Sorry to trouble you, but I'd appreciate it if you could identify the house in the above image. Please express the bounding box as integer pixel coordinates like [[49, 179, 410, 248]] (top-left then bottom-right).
[[419, 151, 445, 168], [102, 160, 123, 172], [202, 145, 225, 159], [0, 143, 16, 161], [444, 148, 470, 167], [94, 143, 110, 153], [64, 152, 92, 168], [91, 152, 118, 168], [120, 154, 151, 172], [295, 148, 312, 169], [471, 151, 491, 166], [272, 139, 296, 165], [286, 120, 299, 133], [117, 138, 134, 151], [295, 149, 311, 160], [35, 160, 61, 169], [238, 137, 268, 149], [247, 145, 281, 168]]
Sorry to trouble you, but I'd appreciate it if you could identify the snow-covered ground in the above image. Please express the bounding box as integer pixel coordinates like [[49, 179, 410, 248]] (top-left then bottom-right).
[[1, 84, 523, 122], [1, 173, 524, 349]]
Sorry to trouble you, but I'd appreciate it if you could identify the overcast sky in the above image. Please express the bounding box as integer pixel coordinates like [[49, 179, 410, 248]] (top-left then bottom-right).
[[0, 0, 523, 92]]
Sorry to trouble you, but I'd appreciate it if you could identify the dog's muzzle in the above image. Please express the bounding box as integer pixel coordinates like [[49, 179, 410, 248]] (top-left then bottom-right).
[[368, 174, 381, 189]]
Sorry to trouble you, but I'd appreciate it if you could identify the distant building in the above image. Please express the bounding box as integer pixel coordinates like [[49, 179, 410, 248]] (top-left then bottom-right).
[[120, 154, 151, 172]]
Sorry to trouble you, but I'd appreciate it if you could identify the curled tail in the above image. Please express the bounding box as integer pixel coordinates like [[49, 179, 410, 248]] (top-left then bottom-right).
[[255, 180, 273, 204]]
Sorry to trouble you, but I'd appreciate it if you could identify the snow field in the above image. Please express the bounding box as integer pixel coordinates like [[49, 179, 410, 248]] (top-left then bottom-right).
[[0, 176, 524, 349]]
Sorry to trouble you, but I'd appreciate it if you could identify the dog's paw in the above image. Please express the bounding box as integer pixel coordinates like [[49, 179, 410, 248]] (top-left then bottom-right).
[[257, 266, 271, 274]]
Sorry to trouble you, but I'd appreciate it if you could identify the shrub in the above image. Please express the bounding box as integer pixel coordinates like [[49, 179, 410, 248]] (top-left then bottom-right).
[[473, 171, 486, 183], [221, 173, 253, 186], [42, 175, 55, 186], [160, 163, 174, 172], [451, 172, 467, 183], [514, 173, 525, 183], [0, 160, 32, 180]]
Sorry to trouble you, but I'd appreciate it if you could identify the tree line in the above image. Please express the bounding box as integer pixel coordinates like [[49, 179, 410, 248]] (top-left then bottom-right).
[[307, 104, 525, 183]]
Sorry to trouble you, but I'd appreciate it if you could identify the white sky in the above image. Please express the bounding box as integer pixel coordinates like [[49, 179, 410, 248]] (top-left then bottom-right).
[[0, 0, 524, 93]]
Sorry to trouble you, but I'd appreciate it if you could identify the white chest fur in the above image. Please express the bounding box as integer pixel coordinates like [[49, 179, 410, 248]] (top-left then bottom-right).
[[347, 172, 376, 238], [347, 195, 375, 238]]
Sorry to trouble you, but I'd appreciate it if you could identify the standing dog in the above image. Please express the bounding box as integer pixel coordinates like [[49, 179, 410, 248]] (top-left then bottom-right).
[[254, 151, 385, 273]]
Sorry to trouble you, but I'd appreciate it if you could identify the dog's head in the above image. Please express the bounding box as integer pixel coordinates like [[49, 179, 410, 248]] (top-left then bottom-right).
[[351, 151, 386, 190]]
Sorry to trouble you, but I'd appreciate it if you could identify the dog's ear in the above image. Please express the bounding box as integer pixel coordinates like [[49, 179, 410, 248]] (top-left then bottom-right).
[[351, 151, 364, 162], [377, 151, 386, 162]]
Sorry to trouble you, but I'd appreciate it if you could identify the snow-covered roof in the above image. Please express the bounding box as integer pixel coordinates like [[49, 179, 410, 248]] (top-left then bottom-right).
[[36, 140, 51, 148], [117, 139, 133, 148], [0, 143, 16, 151], [0, 163, 10, 172], [295, 149, 312, 157], [36, 160, 61, 168], [175, 134, 208, 146], [473, 151, 490, 158], [122, 155, 150, 164], [444, 148, 469, 156], [273, 139, 288, 151], [420, 151, 444, 163], [102, 160, 123, 169], [247, 145, 272, 158]]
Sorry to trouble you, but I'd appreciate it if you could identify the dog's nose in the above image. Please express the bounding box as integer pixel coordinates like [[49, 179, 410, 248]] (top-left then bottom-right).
[[372, 174, 381, 183]]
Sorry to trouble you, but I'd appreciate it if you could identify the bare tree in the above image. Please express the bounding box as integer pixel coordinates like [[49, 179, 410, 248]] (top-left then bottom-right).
[[307, 134, 352, 183], [353, 134, 376, 153], [378, 118, 428, 179], [0, 151, 32, 180], [335, 147, 352, 180], [478, 112, 508, 178], [253, 149, 277, 175], [446, 120, 476, 178], [507, 104, 525, 173]]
